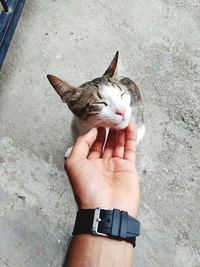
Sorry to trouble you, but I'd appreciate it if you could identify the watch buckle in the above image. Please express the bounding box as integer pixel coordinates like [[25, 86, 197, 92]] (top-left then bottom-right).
[[92, 208, 107, 237]]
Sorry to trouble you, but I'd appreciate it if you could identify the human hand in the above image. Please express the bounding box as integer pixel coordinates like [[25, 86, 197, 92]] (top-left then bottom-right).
[[65, 123, 140, 218]]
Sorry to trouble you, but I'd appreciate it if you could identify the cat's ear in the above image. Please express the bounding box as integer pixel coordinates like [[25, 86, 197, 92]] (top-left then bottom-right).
[[47, 74, 81, 103], [103, 51, 119, 79]]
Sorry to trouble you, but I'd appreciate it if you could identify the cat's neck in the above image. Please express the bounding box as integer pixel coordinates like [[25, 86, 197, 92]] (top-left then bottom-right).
[[71, 116, 92, 140]]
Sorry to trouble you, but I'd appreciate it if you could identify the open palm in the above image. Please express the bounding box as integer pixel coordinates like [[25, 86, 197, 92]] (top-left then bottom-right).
[[65, 124, 140, 218]]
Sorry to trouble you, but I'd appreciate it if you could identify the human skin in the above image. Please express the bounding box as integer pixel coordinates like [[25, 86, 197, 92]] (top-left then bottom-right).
[[64, 123, 140, 267]]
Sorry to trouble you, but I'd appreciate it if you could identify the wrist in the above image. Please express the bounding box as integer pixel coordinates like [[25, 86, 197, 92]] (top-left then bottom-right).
[[79, 202, 138, 218], [66, 234, 133, 267]]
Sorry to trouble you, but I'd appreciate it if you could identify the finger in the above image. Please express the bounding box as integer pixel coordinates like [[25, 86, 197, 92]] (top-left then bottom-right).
[[124, 123, 137, 163], [88, 127, 106, 159], [102, 128, 119, 159], [112, 129, 125, 158], [67, 128, 98, 162]]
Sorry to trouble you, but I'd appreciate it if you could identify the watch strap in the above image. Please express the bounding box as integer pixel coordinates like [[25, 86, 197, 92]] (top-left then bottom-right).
[[72, 208, 140, 247]]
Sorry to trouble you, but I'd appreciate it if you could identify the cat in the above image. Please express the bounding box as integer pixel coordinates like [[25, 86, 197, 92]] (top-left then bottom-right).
[[47, 51, 145, 157]]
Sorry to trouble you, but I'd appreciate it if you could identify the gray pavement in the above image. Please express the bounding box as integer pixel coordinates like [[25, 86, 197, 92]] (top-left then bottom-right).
[[0, 0, 200, 266]]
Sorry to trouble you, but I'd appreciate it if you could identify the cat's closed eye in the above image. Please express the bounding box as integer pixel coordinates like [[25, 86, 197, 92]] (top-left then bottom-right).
[[121, 92, 126, 99], [92, 101, 108, 106]]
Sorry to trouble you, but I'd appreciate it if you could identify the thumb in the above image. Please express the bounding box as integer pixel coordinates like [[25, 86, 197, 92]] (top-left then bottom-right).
[[67, 128, 98, 162]]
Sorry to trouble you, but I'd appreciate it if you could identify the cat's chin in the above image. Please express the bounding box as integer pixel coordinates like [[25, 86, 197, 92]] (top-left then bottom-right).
[[109, 120, 129, 130], [95, 119, 129, 129]]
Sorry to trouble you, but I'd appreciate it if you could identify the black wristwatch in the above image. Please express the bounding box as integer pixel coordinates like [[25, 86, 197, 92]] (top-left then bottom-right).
[[72, 208, 140, 247]]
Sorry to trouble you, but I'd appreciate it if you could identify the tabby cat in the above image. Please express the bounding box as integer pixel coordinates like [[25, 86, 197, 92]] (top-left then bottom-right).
[[47, 51, 145, 156]]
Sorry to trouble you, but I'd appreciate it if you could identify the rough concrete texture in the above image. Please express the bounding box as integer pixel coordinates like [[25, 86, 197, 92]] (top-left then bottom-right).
[[0, 0, 200, 266]]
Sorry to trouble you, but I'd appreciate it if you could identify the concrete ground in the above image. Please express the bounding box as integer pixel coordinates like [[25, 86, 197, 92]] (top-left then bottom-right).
[[0, 0, 200, 266]]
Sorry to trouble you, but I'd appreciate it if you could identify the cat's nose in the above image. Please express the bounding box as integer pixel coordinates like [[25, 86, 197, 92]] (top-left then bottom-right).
[[115, 111, 125, 117]]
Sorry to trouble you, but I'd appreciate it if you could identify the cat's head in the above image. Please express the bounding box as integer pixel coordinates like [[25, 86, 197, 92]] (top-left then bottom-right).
[[47, 51, 139, 129]]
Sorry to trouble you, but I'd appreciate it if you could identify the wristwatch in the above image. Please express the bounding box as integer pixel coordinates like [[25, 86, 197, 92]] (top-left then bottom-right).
[[72, 208, 140, 247]]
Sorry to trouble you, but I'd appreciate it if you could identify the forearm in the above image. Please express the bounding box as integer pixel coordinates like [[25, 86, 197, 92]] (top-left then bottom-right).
[[65, 234, 134, 267]]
